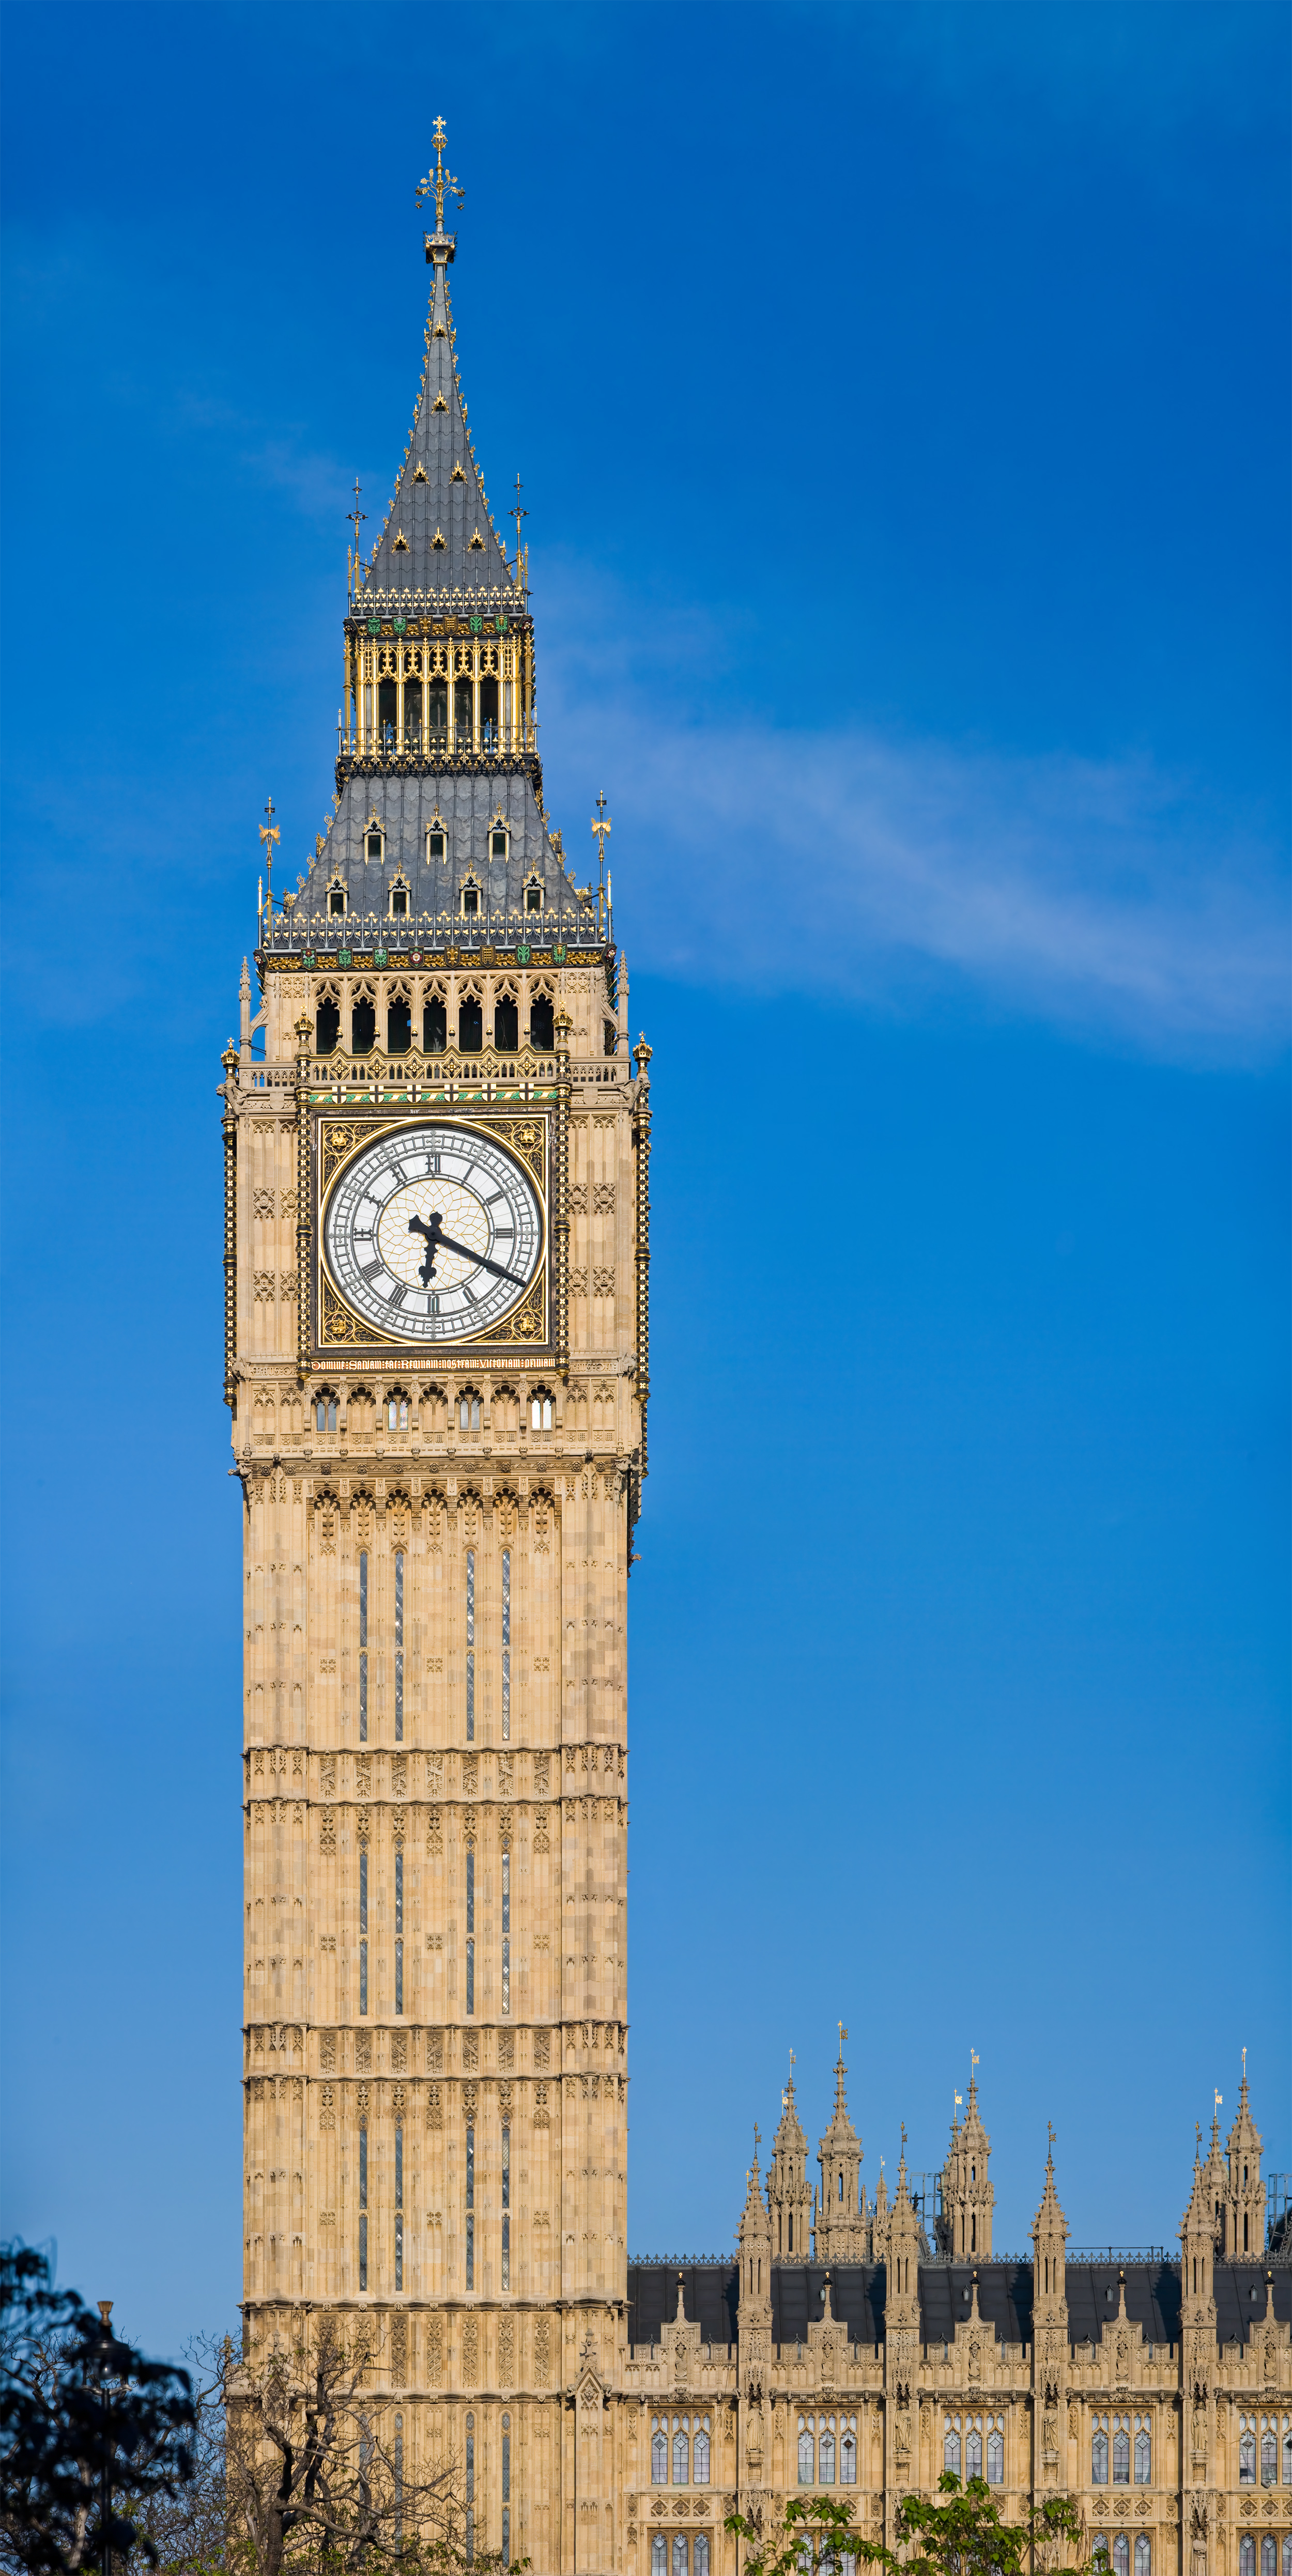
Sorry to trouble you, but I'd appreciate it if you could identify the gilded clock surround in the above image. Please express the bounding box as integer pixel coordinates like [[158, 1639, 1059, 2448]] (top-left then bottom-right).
[[315, 1111, 551, 1356]]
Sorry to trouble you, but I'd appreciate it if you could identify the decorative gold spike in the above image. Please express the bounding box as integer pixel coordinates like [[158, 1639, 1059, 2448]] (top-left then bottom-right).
[[413, 462, 428, 483], [451, 461, 467, 481], [431, 529, 446, 549], [433, 392, 448, 411], [393, 531, 409, 551]]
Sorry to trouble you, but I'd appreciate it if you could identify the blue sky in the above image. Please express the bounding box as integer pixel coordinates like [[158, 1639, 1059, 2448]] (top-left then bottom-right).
[[1, 0, 1287, 2357]]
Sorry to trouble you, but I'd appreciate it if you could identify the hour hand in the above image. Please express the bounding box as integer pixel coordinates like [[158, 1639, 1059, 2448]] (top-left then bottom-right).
[[407, 1211, 440, 1286]]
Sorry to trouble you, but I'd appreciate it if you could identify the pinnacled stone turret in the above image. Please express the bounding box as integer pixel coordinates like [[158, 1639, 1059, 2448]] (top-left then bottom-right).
[[766, 2059, 813, 2261], [1220, 2053, 1265, 2258], [1031, 2129, 1069, 2479], [939, 2059, 995, 2260], [814, 2028, 867, 2263]]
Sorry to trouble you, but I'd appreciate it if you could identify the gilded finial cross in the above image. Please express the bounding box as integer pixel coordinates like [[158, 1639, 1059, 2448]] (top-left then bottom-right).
[[753, 2121, 761, 2156], [591, 791, 612, 886], [348, 477, 367, 553], [417, 117, 464, 232], [512, 470, 528, 567]]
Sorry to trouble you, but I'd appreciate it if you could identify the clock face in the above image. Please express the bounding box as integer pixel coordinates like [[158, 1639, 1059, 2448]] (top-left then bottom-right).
[[323, 1122, 544, 1344]]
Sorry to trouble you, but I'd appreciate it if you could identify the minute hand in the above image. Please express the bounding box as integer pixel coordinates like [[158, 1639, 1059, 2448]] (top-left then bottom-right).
[[435, 1225, 528, 1287]]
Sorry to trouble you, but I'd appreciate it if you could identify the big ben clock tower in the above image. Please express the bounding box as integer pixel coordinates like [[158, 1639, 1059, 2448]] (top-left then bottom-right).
[[223, 125, 649, 2573]]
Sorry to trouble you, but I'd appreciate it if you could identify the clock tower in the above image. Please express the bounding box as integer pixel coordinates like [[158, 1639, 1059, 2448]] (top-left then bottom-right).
[[224, 124, 649, 2573]]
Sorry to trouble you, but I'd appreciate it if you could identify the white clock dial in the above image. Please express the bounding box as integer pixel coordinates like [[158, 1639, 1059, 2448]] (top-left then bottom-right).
[[324, 1123, 543, 1344]]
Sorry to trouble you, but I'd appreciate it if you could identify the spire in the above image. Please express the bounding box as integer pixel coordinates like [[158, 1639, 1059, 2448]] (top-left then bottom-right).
[[1221, 2052, 1265, 2259], [738, 2124, 772, 2333], [1032, 2125, 1069, 2341], [885, 2126, 921, 2326], [814, 2025, 867, 2264], [361, 121, 514, 601], [1033, 2126, 1069, 2242], [766, 2057, 813, 2262], [938, 2053, 994, 2260]]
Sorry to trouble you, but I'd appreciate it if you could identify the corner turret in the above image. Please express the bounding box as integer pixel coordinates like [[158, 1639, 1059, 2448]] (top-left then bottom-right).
[[1220, 2055, 1265, 2258]]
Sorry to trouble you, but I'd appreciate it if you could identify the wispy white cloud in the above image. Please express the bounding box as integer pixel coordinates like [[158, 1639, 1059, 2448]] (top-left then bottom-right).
[[539, 567, 1289, 1061]]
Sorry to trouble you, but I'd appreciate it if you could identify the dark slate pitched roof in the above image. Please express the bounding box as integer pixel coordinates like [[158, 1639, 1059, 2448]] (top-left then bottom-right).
[[292, 769, 588, 931], [1064, 2264, 1182, 2347], [362, 246, 513, 600], [626, 2265, 740, 2350], [771, 2265, 886, 2346], [919, 2264, 1034, 2349], [1214, 2264, 1291, 2345]]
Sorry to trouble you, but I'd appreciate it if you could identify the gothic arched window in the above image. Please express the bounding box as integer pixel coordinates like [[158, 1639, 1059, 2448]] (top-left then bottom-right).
[[944, 2422, 961, 2479], [1261, 2420, 1276, 2486], [530, 1393, 553, 1431], [351, 992, 376, 1054], [316, 994, 341, 1052], [1133, 2542, 1150, 2576], [458, 992, 483, 1047], [819, 2420, 835, 2484], [651, 2422, 667, 2486], [1135, 2421, 1151, 2484], [1112, 2539, 1129, 2576], [1092, 2424, 1109, 2486], [1282, 2541, 1292, 2576], [494, 993, 519, 1051], [840, 2419, 857, 2484], [672, 2536, 688, 2576], [652, 2539, 667, 2576], [673, 2428, 689, 2486], [423, 993, 447, 1053], [1113, 2423, 1130, 2484], [797, 2418, 814, 2485], [693, 2423, 710, 2486], [694, 2539, 710, 2576], [315, 1391, 339, 1433], [387, 1392, 409, 1431], [987, 2426, 1004, 2485], [965, 2424, 982, 2481], [387, 991, 411, 1053], [1283, 2423, 1292, 2487], [1238, 2540, 1255, 2576], [1240, 2419, 1256, 2484], [1262, 2543, 1276, 2576], [459, 1392, 481, 1432], [530, 992, 554, 1049]]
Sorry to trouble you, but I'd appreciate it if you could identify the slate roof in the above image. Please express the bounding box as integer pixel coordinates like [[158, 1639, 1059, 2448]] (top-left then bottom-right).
[[620, 2260, 1265, 2352], [919, 2264, 1035, 2349], [773, 2264, 886, 2347], [627, 2264, 740, 2350], [1214, 2263, 1292, 2344], [361, 237, 513, 601], [289, 770, 588, 933], [1064, 2264, 1182, 2348]]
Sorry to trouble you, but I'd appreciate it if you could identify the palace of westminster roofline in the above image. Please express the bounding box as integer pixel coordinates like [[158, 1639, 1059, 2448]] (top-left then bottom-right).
[[618, 2055, 1289, 2356]]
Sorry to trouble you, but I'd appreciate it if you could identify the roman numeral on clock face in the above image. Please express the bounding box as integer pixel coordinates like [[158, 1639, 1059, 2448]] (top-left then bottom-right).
[[322, 1120, 544, 1346]]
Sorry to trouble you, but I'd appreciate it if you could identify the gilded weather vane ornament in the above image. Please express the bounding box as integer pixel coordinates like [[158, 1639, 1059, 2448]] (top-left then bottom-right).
[[416, 116, 465, 232]]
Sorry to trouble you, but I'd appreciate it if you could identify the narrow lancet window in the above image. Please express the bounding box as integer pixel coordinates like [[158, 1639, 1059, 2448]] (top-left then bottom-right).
[[394, 1548, 404, 1741], [502, 1548, 511, 1739], [359, 1848, 368, 2014], [466, 1548, 475, 1740], [359, 2121, 368, 2290], [502, 2121, 511, 2288], [466, 2125, 475, 2287], [395, 2121, 404, 2289], [359, 1550, 368, 1742]]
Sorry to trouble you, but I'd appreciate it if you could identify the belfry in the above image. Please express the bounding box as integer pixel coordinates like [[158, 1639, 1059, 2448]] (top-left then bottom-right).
[[225, 131, 1289, 2576]]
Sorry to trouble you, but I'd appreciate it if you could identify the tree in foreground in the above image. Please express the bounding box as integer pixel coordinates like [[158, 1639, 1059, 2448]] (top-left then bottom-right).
[[727, 2475, 1106, 2576], [0, 2243, 196, 2576], [223, 2319, 523, 2576]]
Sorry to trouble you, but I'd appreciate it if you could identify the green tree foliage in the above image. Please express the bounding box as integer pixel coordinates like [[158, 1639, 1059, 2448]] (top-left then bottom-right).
[[727, 2475, 1107, 2576], [0, 2244, 196, 2576]]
